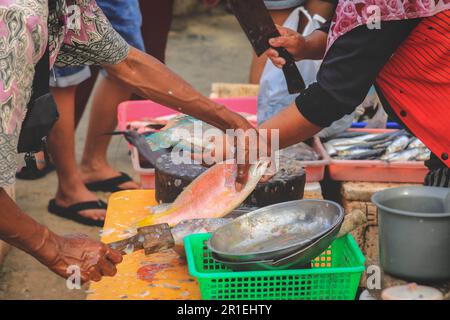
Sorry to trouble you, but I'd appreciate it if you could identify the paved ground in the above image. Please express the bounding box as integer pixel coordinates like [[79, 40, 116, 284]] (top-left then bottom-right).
[[0, 8, 252, 300]]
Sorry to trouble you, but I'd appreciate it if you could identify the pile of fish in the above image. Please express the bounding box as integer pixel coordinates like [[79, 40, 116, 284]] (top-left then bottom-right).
[[323, 130, 431, 161]]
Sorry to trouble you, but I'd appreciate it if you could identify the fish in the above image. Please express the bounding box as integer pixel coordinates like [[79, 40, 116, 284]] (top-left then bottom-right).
[[278, 142, 320, 161], [381, 148, 420, 162], [338, 148, 386, 160], [136, 159, 270, 227], [385, 135, 410, 154], [144, 115, 220, 152], [407, 138, 426, 150], [325, 130, 429, 162], [416, 149, 431, 161]]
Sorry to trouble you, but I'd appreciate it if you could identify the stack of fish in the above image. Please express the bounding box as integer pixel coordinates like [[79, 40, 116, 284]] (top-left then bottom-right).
[[323, 130, 431, 161]]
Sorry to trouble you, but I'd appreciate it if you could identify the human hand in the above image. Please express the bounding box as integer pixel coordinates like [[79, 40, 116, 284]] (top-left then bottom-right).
[[37, 233, 123, 283], [266, 25, 306, 67]]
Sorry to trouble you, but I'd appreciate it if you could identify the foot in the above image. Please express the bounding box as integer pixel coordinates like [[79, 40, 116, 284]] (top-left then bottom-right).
[[55, 186, 106, 222], [80, 165, 140, 191]]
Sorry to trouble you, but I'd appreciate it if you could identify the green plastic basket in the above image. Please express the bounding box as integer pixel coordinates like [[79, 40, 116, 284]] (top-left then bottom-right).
[[184, 233, 365, 300]]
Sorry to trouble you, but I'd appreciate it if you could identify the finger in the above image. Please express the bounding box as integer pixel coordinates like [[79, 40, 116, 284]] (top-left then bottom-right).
[[269, 36, 292, 48], [87, 266, 103, 282], [271, 57, 286, 67], [268, 37, 284, 47], [189, 150, 215, 167], [275, 24, 291, 36], [98, 258, 118, 277], [106, 247, 123, 265], [235, 163, 250, 191], [265, 48, 279, 58]]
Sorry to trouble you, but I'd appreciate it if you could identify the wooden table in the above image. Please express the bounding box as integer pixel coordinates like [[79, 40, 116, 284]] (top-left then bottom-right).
[[87, 190, 201, 300]]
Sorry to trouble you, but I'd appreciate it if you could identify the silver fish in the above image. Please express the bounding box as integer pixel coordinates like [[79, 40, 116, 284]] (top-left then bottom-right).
[[383, 148, 420, 162], [416, 149, 431, 161], [386, 136, 410, 154], [407, 138, 426, 150]]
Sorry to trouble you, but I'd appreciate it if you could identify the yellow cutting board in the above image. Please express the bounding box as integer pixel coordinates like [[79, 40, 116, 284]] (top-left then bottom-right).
[[87, 190, 201, 300]]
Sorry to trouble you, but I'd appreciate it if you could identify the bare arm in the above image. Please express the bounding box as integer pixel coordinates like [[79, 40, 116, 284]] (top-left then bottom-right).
[[0, 188, 122, 282], [267, 28, 328, 67], [104, 47, 254, 133], [259, 102, 322, 149]]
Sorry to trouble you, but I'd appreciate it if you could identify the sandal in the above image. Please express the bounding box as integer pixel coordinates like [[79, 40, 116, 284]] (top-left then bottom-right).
[[16, 152, 55, 180], [85, 172, 134, 193], [48, 199, 107, 227]]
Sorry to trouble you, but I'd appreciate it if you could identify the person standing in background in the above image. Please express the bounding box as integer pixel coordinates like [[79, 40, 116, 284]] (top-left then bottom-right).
[[46, 0, 146, 226]]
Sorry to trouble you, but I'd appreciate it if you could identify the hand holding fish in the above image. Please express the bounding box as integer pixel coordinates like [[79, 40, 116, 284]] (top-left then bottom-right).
[[189, 128, 273, 190]]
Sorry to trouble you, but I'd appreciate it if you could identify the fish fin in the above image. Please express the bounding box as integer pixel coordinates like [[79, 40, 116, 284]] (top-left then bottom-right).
[[136, 207, 177, 227], [149, 203, 172, 214]]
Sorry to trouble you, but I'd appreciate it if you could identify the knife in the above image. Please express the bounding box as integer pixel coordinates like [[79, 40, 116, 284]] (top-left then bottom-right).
[[107, 218, 233, 255], [228, 0, 305, 93]]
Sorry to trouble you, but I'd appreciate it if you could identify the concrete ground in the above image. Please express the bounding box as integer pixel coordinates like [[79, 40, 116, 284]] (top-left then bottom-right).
[[0, 8, 252, 300]]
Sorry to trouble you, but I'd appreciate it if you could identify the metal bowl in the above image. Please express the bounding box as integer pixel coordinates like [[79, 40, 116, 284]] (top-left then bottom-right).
[[208, 199, 344, 262], [210, 222, 342, 271]]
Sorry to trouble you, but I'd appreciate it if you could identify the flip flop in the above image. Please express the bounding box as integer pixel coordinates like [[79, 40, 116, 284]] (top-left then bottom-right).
[[16, 152, 55, 180], [85, 172, 134, 193], [48, 199, 107, 227]]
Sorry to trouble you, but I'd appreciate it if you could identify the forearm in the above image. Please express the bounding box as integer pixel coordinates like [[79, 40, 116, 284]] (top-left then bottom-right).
[[258, 103, 322, 149], [301, 30, 328, 60], [0, 188, 58, 264], [105, 47, 252, 132]]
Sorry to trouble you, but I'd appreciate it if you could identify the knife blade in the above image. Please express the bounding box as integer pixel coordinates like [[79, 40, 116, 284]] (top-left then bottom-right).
[[228, 0, 305, 93], [106, 218, 233, 256]]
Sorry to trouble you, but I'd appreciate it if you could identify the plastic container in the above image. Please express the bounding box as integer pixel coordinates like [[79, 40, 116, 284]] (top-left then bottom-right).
[[184, 233, 365, 300], [351, 122, 401, 129], [117, 97, 258, 132], [302, 137, 330, 182], [327, 129, 429, 183]]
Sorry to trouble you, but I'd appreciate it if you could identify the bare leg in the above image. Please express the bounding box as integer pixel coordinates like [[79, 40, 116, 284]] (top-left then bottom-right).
[[80, 73, 140, 189], [249, 8, 293, 84], [48, 86, 105, 221]]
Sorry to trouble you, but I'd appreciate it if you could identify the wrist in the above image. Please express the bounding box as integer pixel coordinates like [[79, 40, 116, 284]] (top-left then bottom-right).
[[211, 105, 254, 132], [30, 228, 61, 266]]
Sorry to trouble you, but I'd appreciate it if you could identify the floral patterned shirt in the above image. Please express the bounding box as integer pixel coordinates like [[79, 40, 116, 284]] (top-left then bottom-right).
[[0, 0, 129, 187], [327, 0, 450, 50]]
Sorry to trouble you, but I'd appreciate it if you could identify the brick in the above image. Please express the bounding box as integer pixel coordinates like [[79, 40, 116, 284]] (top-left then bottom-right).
[[341, 181, 420, 202], [210, 83, 260, 98]]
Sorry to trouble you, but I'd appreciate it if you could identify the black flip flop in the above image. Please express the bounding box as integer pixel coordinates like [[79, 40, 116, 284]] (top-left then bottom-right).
[[85, 172, 134, 193], [16, 152, 55, 180], [48, 199, 107, 227]]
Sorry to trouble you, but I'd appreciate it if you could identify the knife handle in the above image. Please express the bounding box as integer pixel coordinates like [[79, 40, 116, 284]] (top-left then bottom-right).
[[275, 47, 306, 94]]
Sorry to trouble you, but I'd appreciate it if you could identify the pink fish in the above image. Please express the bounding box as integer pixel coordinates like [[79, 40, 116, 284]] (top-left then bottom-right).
[[137, 160, 269, 227]]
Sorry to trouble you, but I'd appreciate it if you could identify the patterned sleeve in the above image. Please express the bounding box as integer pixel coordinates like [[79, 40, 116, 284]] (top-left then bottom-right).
[[0, 1, 48, 188], [54, 0, 129, 67]]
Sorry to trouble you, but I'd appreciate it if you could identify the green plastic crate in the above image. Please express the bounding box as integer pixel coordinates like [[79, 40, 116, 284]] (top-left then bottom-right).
[[184, 233, 365, 300]]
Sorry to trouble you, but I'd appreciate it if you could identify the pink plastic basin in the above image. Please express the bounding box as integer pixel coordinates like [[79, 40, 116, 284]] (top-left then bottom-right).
[[326, 129, 428, 183], [117, 97, 258, 131], [118, 98, 330, 187]]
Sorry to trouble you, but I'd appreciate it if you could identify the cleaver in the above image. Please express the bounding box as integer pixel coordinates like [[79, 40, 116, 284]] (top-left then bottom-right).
[[228, 0, 305, 93], [107, 218, 232, 256]]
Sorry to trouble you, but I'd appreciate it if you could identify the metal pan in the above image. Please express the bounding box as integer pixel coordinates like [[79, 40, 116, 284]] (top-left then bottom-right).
[[211, 222, 342, 271], [208, 199, 344, 262]]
